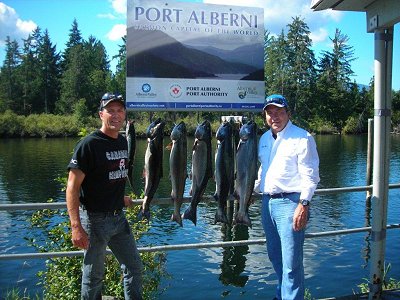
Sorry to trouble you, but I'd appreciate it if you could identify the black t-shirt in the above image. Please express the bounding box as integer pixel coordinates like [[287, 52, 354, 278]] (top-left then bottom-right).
[[67, 130, 128, 212]]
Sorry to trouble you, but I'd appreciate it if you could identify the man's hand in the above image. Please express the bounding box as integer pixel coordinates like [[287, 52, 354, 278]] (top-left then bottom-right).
[[71, 224, 89, 250], [124, 195, 133, 207], [293, 203, 309, 231]]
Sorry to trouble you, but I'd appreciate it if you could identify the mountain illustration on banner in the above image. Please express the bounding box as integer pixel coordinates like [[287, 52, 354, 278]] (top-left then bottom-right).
[[127, 29, 264, 81]]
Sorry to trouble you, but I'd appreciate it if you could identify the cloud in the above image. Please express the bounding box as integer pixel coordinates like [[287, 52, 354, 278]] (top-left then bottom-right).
[[107, 23, 126, 41], [0, 2, 37, 46], [310, 27, 329, 43], [110, 0, 126, 15], [203, 0, 343, 47], [97, 13, 117, 20]]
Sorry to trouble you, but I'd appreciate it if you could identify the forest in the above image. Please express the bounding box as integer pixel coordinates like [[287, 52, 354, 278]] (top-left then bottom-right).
[[0, 17, 399, 138]]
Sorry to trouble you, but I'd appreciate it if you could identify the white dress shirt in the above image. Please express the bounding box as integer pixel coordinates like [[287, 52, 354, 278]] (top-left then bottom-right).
[[254, 120, 320, 201]]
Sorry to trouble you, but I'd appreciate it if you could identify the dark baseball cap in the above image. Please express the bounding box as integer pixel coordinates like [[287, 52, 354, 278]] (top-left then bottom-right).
[[263, 94, 288, 110], [99, 92, 125, 110]]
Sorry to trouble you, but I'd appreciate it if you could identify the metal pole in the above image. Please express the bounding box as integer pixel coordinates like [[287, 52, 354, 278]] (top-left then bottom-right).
[[366, 118, 373, 202], [368, 27, 393, 300]]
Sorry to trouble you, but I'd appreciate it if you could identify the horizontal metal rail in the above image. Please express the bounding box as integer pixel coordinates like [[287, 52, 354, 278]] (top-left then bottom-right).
[[1, 183, 400, 211], [0, 224, 399, 261], [0, 184, 399, 261]]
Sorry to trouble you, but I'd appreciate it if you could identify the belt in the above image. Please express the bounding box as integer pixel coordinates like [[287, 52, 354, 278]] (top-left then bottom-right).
[[268, 192, 295, 199], [80, 205, 123, 216]]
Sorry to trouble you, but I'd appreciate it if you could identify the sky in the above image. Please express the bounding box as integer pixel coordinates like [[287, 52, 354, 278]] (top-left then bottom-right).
[[0, 0, 399, 90]]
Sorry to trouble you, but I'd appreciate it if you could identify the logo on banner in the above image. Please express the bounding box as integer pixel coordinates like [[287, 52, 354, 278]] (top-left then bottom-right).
[[169, 84, 182, 98], [142, 83, 151, 93], [237, 85, 258, 99]]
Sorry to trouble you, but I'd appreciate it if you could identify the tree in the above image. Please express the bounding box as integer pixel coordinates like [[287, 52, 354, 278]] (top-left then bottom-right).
[[61, 18, 83, 72], [264, 31, 290, 96], [56, 44, 87, 114], [315, 28, 356, 132], [82, 35, 111, 114], [38, 29, 61, 113], [0, 36, 22, 113], [285, 16, 317, 120]]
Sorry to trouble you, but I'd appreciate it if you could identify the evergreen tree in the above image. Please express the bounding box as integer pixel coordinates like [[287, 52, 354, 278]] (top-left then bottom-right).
[[264, 31, 290, 96], [61, 18, 83, 72], [57, 44, 87, 114], [38, 29, 61, 113], [83, 35, 111, 114], [316, 28, 356, 132], [0, 36, 22, 113], [57, 20, 87, 114], [285, 16, 317, 120], [20, 27, 42, 114], [110, 36, 127, 98]]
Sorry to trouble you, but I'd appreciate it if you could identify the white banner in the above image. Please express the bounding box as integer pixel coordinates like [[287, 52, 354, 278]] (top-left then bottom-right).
[[126, 0, 265, 111]]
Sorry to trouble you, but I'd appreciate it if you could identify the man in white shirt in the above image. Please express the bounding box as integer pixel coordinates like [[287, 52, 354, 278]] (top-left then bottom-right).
[[255, 94, 320, 300]]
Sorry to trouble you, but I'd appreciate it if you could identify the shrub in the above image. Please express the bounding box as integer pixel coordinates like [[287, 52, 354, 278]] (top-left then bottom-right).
[[26, 200, 167, 300]]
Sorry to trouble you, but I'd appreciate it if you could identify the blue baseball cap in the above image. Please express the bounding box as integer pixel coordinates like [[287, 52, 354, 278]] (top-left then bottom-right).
[[263, 94, 288, 110]]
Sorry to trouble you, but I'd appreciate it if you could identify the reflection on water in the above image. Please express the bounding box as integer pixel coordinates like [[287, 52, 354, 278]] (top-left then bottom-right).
[[0, 135, 400, 299]]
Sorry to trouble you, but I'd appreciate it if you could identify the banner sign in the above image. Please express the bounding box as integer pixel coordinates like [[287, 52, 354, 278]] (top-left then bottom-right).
[[126, 0, 265, 111]]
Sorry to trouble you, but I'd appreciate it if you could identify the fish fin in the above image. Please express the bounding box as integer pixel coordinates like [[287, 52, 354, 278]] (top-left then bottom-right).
[[214, 208, 229, 225], [233, 211, 252, 228], [165, 142, 173, 151], [182, 206, 197, 226], [213, 193, 218, 202], [142, 168, 146, 178], [137, 208, 151, 222], [171, 213, 183, 227]]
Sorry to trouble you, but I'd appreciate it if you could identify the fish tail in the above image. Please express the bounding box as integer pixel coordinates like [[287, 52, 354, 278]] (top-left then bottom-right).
[[171, 212, 183, 227], [137, 208, 151, 221], [182, 205, 197, 225], [234, 211, 252, 228], [214, 207, 229, 225]]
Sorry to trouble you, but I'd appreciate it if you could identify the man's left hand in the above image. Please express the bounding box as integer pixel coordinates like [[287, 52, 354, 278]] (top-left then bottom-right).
[[293, 203, 309, 231]]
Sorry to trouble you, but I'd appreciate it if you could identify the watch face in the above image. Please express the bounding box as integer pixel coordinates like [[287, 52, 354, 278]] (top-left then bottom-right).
[[301, 200, 310, 206]]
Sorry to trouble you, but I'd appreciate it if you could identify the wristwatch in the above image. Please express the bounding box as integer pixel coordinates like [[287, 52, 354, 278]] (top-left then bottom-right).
[[300, 199, 310, 206]]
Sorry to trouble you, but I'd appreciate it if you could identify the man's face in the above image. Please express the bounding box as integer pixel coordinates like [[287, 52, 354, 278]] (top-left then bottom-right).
[[264, 105, 290, 134], [99, 101, 126, 133]]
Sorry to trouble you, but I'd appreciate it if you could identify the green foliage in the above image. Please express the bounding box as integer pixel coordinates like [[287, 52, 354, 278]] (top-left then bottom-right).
[[356, 263, 400, 294], [1, 18, 400, 134], [342, 115, 366, 134], [26, 199, 167, 300], [307, 116, 337, 134], [0, 110, 24, 137]]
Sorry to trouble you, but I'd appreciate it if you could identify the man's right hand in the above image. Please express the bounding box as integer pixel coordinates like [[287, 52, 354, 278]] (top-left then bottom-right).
[[71, 225, 89, 250]]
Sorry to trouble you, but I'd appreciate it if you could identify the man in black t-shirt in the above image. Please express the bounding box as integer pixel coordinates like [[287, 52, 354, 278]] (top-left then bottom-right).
[[66, 93, 143, 300]]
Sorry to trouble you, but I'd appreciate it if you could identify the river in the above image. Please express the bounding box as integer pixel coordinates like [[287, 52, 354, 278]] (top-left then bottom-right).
[[0, 134, 399, 299]]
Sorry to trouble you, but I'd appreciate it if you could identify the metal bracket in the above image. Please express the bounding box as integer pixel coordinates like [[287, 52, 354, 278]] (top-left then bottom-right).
[[374, 109, 391, 117]]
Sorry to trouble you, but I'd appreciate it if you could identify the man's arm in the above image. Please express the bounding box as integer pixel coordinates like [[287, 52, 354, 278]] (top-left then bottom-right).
[[66, 168, 89, 250]]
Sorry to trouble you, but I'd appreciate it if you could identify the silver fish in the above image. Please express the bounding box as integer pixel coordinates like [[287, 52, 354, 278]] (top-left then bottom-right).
[[126, 120, 136, 190], [214, 121, 235, 224], [182, 120, 213, 225], [234, 120, 258, 228], [169, 121, 187, 227], [139, 118, 165, 220]]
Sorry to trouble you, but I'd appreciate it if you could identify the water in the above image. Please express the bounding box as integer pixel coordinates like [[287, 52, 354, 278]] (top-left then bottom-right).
[[0, 134, 399, 299]]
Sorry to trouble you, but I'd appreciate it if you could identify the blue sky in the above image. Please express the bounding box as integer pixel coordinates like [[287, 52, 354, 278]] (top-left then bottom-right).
[[0, 0, 399, 90]]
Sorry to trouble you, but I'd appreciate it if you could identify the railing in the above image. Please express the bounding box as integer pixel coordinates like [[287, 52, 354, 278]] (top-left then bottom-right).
[[1, 183, 400, 261]]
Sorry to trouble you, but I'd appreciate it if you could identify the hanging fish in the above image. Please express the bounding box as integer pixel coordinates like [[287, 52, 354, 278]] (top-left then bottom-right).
[[234, 120, 258, 228], [126, 120, 136, 189], [169, 121, 188, 226], [139, 118, 165, 221], [214, 121, 235, 225], [182, 120, 213, 225]]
